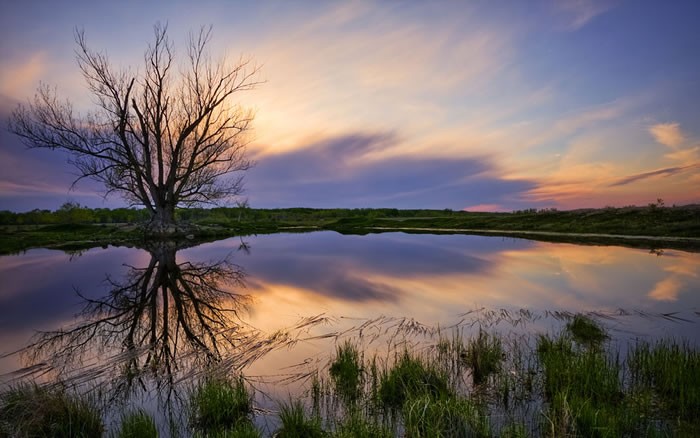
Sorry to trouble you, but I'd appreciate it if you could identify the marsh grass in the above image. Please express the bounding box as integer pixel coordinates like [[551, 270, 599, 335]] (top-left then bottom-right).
[[329, 341, 364, 404], [566, 314, 608, 347], [628, 340, 700, 421], [3, 313, 698, 437], [402, 394, 490, 437], [378, 352, 452, 410], [116, 409, 157, 438], [464, 330, 504, 386], [190, 376, 254, 435], [276, 399, 325, 438], [0, 383, 103, 437]]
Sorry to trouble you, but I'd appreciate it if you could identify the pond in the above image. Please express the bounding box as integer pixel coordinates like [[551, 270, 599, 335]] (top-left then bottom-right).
[[1, 231, 699, 435]]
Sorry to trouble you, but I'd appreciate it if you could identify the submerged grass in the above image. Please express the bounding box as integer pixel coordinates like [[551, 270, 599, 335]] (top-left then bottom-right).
[[566, 314, 608, 347]]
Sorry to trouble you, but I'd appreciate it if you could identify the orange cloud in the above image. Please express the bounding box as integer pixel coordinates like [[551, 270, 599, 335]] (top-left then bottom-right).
[[648, 277, 682, 301], [0, 52, 47, 99], [649, 122, 685, 148]]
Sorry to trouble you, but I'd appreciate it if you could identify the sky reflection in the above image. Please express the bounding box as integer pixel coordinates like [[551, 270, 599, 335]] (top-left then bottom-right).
[[1, 232, 699, 379]]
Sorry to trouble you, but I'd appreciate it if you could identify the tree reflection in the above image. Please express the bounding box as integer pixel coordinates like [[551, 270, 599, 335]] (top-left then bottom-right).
[[22, 240, 250, 398]]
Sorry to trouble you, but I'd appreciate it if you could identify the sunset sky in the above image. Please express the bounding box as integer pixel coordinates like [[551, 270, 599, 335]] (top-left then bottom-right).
[[1, 0, 699, 212]]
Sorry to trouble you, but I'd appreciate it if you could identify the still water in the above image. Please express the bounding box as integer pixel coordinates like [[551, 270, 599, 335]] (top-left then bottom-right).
[[0, 231, 698, 430]]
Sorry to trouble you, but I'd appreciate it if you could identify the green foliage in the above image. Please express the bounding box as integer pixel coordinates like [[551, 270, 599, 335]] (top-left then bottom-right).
[[332, 412, 392, 438], [378, 352, 452, 410], [500, 422, 528, 438], [464, 330, 503, 385], [116, 409, 158, 438], [566, 314, 607, 347], [193, 421, 261, 437], [628, 340, 700, 420], [402, 394, 490, 438], [329, 341, 364, 403], [275, 400, 326, 438], [0, 383, 103, 438], [190, 376, 253, 435]]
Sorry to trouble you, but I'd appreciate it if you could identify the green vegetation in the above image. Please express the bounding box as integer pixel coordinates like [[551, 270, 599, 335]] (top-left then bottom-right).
[[116, 410, 158, 438], [566, 314, 608, 347], [276, 400, 325, 438], [1, 314, 698, 436], [189, 376, 254, 435], [464, 330, 504, 385], [2, 203, 698, 255], [378, 352, 452, 410], [329, 341, 364, 403], [0, 383, 103, 437]]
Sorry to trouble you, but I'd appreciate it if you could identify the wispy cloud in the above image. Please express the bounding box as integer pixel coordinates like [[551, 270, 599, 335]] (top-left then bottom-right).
[[553, 0, 617, 31], [608, 163, 700, 187], [247, 132, 537, 209], [0, 52, 47, 99], [649, 122, 685, 148]]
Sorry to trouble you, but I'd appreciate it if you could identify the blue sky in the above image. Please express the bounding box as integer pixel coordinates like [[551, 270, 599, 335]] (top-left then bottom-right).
[[1, 0, 699, 212]]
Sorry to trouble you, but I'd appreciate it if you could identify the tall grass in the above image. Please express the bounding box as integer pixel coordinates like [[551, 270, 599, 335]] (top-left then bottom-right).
[[275, 400, 325, 438], [628, 340, 700, 421], [116, 409, 158, 438], [3, 316, 698, 437], [189, 376, 254, 435], [329, 341, 364, 404], [0, 383, 103, 437], [464, 330, 504, 386]]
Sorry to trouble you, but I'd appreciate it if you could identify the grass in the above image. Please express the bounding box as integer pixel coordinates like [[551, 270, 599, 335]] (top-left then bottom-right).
[[3, 203, 699, 254], [2, 318, 698, 437], [329, 341, 364, 403], [276, 400, 325, 438], [566, 314, 608, 347], [464, 330, 504, 386], [189, 376, 254, 435], [116, 409, 157, 438], [628, 340, 700, 421], [0, 383, 103, 437], [378, 352, 453, 410], [402, 394, 490, 437]]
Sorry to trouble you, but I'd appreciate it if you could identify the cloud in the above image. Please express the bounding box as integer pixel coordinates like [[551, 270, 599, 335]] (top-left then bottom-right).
[[608, 163, 700, 187], [247, 132, 537, 209], [649, 122, 685, 148], [0, 52, 47, 99], [553, 0, 617, 31], [236, 232, 496, 303]]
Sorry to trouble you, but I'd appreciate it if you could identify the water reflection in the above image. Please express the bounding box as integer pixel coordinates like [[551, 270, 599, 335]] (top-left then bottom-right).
[[13, 240, 250, 398], [1, 232, 699, 391]]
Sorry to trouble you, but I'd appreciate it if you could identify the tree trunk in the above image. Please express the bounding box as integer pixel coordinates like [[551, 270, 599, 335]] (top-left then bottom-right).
[[145, 202, 179, 236]]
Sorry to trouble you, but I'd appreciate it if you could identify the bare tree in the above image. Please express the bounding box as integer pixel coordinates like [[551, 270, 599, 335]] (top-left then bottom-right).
[[9, 24, 260, 234]]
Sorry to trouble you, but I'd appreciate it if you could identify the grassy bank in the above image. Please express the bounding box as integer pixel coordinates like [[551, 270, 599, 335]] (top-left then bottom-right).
[[1, 204, 698, 254], [2, 315, 697, 436]]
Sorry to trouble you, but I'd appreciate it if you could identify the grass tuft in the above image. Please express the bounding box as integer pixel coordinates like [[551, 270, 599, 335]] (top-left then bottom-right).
[[566, 314, 607, 347], [463, 330, 504, 386], [0, 383, 103, 438], [378, 352, 452, 410], [275, 399, 325, 438], [402, 394, 490, 438], [116, 409, 158, 438], [190, 376, 253, 434], [329, 341, 364, 403]]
